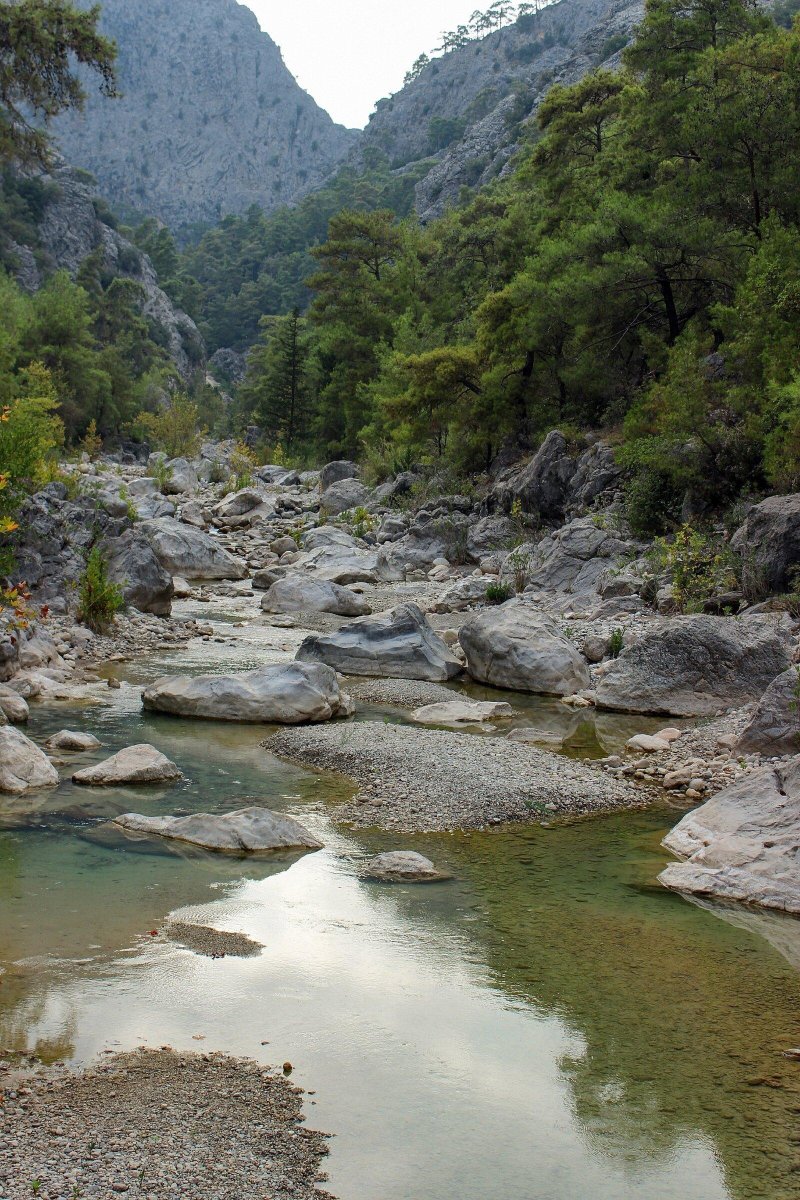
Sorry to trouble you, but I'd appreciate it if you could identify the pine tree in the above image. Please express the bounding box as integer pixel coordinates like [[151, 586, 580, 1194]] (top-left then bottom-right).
[[239, 309, 312, 449]]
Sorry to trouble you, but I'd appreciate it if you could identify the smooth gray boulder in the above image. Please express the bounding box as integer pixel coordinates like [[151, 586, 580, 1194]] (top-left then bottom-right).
[[261, 577, 371, 617], [737, 667, 800, 756], [431, 576, 489, 613], [161, 457, 197, 495], [296, 604, 463, 682], [732, 493, 800, 595], [104, 529, 175, 616], [459, 600, 591, 695], [142, 662, 353, 723], [659, 757, 800, 913], [114, 806, 322, 853], [73, 744, 182, 786], [319, 478, 369, 516], [320, 460, 358, 491], [141, 518, 246, 580], [0, 686, 29, 723], [45, 730, 101, 751], [215, 488, 272, 520], [0, 727, 59, 793], [252, 566, 286, 590], [362, 851, 447, 882], [594, 614, 793, 716]]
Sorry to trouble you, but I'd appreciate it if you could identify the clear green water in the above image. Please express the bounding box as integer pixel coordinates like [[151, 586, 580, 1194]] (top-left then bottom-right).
[[2, 612, 800, 1200]]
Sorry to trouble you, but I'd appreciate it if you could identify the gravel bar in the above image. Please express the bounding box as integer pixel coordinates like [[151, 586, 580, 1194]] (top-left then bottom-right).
[[0, 1049, 332, 1200], [268, 721, 647, 831], [347, 677, 460, 708]]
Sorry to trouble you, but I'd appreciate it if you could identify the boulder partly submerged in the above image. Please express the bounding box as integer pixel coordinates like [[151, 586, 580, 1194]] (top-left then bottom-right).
[[45, 730, 101, 751], [593, 614, 793, 716], [410, 700, 514, 725], [0, 727, 59, 794], [114, 806, 322, 853], [362, 851, 448, 882], [459, 600, 590, 696], [260, 577, 370, 617], [659, 757, 800, 914], [72, 744, 182, 786], [142, 662, 353, 724], [296, 603, 463, 682]]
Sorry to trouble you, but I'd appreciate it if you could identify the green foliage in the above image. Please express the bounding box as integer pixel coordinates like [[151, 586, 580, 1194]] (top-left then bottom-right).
[[136, 392, 205, 459], [486, 581, 513, 604], [507, 546, 532, 592], [77, 546, 124, 631], [648, 525, 740, 612], [0, 0, 117, 167], [608, 628, 624, 658], [0, 362, 64, 522], [237, 309, 314, 449], [343, 505, 377, 540]]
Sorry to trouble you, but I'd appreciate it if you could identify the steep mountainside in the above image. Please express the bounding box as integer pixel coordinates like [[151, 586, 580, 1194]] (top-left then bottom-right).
[[3, 166, 202, 377], [359, 0, 642, 220], [54, 0, 357, 232]]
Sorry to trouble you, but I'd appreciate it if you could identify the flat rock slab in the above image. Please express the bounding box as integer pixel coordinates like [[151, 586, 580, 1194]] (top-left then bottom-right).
[[143, 662, 353, 724], [296, 603, 463, 682], [362, 850, 448, 881], [0, 1049, 332, 1200], [73, 744, 182, 786], [411, 700, 514, 725], [44, 730, 101, 751], [659, 756, 800, 914], [114, 806, 322, 853], [269, 721, 645, 832], [0, 727, 59, 794]]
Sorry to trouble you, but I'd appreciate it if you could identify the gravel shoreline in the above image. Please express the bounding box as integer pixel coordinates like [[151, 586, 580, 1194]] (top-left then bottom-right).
[[0, 1049, 332, 1200], [268, 721, 647, 831], [346, 676, 460, 708]]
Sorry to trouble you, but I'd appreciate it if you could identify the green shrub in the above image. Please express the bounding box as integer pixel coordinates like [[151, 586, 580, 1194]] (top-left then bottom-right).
[[507, 546, 532, 593], [486, 581, 513, 605], [77, 547, 124, 632], [648, 525, 740, 612], [608, 628, 624, 658], [136, 392, 206, 459]]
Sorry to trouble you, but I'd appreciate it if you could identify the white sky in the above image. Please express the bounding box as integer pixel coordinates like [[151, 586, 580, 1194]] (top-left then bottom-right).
[[249, 1, 480, 129]]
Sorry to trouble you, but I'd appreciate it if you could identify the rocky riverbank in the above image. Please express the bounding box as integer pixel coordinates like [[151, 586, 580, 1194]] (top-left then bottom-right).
[[0, 1049, 331, 1200]]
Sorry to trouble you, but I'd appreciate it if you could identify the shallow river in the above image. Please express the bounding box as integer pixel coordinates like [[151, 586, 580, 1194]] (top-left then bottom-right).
[[2, 600, 799, 1200]]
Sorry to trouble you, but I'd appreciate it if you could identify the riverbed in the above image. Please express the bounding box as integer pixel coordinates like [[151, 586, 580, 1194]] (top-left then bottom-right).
[[1, 598, 799, 1200]]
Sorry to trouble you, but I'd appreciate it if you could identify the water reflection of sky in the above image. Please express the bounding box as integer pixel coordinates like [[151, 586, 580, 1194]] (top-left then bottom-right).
[[1, 618, 799, 1200]]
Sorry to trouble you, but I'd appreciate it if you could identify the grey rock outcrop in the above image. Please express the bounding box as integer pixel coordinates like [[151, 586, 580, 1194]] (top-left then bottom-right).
[[491, 431, 624, 520], [54, 0, 356, 231], [103, 530, 175, 616], [142, 662, 353, 723], [141, 518, 246, 580], [0, 727, 59, 794], [459, 600, 591, 695], [261, 577, 370, 617], [732, 493, 800, 596], [525, 516, 636, 599], [72, 744, 182, 786], [659, 757, 800, 914], [114, 806, 322, 853], [594, 615, 793, 716], [296, 603, 463, 681], [320, 461, 359, 490], [737, 668, 800, 756]]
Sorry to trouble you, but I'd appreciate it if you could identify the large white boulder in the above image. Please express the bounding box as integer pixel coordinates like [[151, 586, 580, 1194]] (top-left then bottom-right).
[[114, 806, 322, 853], [411, 700, 514, 725], [659, 756, 800, 913], [0, 727, 59, 794], [296, 603, 463, 682], [459, 600, 590, 695], [142, 662, 353, 723]]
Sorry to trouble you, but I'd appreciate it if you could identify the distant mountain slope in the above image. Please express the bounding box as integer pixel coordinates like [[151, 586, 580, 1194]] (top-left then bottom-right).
[[357, 0, 643, 220], [54, 0, 357, 232]]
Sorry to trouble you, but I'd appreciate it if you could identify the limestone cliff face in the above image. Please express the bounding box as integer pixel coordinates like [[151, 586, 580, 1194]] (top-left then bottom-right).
[[6, 166, 202, 378], [357, 0, 642, 221], [54, 0, 357, 232]]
